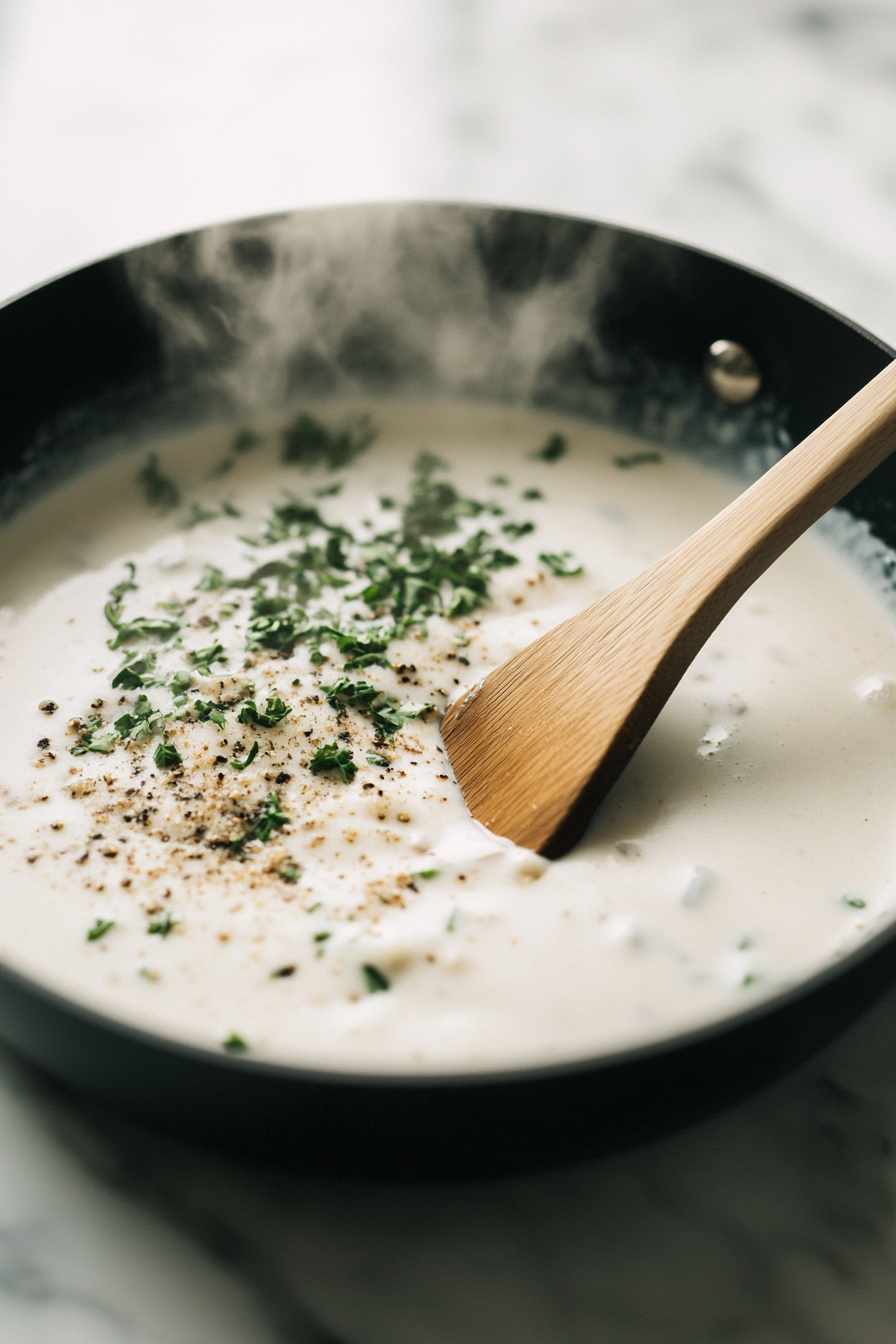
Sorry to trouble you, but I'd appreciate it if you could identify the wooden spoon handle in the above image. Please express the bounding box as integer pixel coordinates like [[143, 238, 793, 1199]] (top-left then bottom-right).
[[656, 358, 896, 636]]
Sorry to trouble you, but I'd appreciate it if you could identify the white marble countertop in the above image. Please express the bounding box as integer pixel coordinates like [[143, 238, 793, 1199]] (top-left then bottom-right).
[[3, 2, 896, 1339]]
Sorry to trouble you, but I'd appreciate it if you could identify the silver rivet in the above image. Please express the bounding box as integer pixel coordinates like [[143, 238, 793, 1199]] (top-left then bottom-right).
[[705, 339, 761, 405]]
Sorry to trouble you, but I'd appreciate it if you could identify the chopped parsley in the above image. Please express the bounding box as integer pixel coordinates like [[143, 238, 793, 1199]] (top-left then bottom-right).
[[279, 866, 302, 883], [87, 918, 115, 941], [490, 475, 510, 486], [539, 551, 583, 577], [108, 562, 138, 604], [362, 963, 390, 993], [843, 895, 867, 909], [184, 503, 219, 529], [218, 455, 534, 669], [73, 696, 168, 755], [189, 642, 227, 671], [147, 911, 177, 937], [193, 699, 227, 729], [196, 564, 227, 591], [501, 521, 535, 540], [328, 627, 392, 671], [106, 612, 181, 651], [366, 751, 391, 768], [282, 412, 376, 471], [231, 792, 290, 853], [111, 651, 158, 690], [308, 743, 357, 783], [230, 741, 259, 770], [233, 429, 261, 454], [153, 741, 182, 768], [313, 930, 332, 944], [522, 488, 543, 500], [415, 869, 439, 880], [613, 451, 663, 469], [222, 1032, 249, 1052], [138, 453, 180, 512], [321, 676, 432, 739], [114, 695, 165, 743], [321, 677, 381, 715], [237, 696, 292, 728], [104, 566, 180, 649], [71, 716, 121, 755], [532, 433, 567, 462]]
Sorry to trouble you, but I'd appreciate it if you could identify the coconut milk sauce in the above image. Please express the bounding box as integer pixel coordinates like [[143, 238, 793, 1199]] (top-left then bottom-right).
[[0, 401, 894, 1073]]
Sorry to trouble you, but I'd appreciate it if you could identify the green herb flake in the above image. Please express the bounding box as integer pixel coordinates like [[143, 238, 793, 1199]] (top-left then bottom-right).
[[237, 696, 292, 728], [522, 488, 544, 500], [532, 433, 567, 463], [71, 716, 121, 755], [322, 676, 432, 739], [362, 963, 390, 993], [154, 741, 182, 769], [222, 1032, 249, 1053], [501, 521, 535, 540], [490, 475, 510, 486], [138, 453, 180, 512], [104, 565, 181, 649], [189, 642, 227, 671], [196, 564, 228, 592], [613, 451, 663, 470], [280, 866, 302, 884], [111, 651, 158, 690], [193, 699, 227, 729], [183, 502, 219, 529], [231, 792, 290, 854], [282, 412, 375, 471], [315, 482, 343, 498], [539, 551, 583, 577], [741, 973, 759, 988], [843, 895, 867, 909], [308, 742, 357, 783], [415, 868, 439, 880], [231, 741, 259, 771], [233, 429, 261, 455], [106, 613, 181, 650], [271, 965, 296, 978], [366, 751, 391, 768], [87, 918, 115, 942], [313, 930, 332, 944], [108, 562, 138, 604], [147, 911, 177, 937]]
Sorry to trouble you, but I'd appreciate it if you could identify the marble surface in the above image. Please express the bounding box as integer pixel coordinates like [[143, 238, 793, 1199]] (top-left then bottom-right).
[[3, 2, 896, 1340]]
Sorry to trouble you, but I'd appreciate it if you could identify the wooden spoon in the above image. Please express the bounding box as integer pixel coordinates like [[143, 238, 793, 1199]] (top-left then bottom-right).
[[441, 359, 896, 859]]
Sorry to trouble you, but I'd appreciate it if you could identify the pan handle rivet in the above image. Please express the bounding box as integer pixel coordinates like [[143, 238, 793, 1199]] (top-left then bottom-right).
[[705, 339, 761, 405]]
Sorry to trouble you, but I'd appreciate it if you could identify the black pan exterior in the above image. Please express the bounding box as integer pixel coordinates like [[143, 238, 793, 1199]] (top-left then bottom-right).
[[1, 203, 895, 1178]]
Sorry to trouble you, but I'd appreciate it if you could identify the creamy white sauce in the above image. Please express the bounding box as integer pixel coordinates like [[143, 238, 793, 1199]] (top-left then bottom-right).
[[0, 400, 895, 1074]]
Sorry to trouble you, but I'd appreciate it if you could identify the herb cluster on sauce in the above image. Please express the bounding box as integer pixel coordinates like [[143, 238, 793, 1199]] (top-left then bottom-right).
[[45, 414, 583, 1052]]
